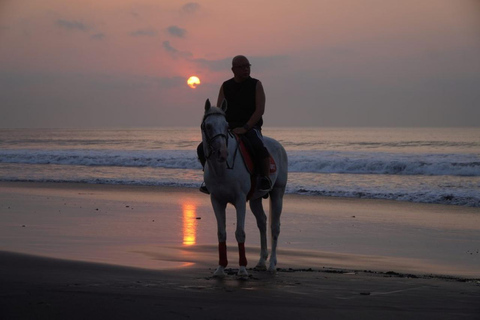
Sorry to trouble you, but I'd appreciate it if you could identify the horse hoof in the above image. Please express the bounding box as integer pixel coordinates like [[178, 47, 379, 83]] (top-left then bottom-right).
[[268, 265, 277, 273], [237, 266, 249, 279], [254, 263, 267, 271], [213, 266, 226, 278]]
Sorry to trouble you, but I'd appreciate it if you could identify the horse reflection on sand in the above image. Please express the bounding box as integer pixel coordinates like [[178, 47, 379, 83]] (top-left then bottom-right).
[[200, 99, 288, 278]]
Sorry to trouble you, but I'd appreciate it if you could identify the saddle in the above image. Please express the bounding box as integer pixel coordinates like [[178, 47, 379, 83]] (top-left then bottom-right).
[[233, 133, 277, 200]]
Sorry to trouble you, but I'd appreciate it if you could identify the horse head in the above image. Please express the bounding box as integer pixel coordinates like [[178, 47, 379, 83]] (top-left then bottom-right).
[[202, 99, 229, 163]]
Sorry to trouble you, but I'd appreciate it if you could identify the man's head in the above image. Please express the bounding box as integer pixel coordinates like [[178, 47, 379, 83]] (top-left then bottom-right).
[[231, 55, 251, 82]]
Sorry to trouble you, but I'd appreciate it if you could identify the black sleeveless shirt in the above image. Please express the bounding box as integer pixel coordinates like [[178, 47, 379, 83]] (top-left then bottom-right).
[[222, 77, 263, 129]]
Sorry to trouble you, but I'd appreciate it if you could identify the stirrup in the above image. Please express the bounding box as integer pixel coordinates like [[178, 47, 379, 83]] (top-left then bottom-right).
[[199, 182, 210, 194]]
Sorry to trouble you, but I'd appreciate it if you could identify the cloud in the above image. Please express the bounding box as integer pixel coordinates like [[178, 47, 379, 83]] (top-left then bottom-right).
[[182, 3, 200, 14], [162, 41, 192, 59], [161, 43, 289, 73], [130, 28, 158, 37], [167, 25, 186, 38], [0, 71, 191, 128], [130, 10, 140, 19], [246, 55, 290, 71], [190, 55, 289, 72], [91, 33, 105, 40], [161, 40, 228, 69], [191, 58, 231, 72], [55, 19, 88, 32]]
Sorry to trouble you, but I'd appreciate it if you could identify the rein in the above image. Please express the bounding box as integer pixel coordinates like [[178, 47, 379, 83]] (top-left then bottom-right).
[[201, 112, 239, 170]]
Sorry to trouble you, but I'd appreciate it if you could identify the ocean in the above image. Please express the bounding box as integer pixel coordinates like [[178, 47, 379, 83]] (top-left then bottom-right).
[[0, 127, 479, 207]]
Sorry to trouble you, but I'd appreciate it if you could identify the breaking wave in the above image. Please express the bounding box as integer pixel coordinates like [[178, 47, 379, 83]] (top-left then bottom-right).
[[1, 149, 478, 177]]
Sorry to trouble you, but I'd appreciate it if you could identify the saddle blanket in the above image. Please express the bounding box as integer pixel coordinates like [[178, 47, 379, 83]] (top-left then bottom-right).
[[235, 133, 276, 200]]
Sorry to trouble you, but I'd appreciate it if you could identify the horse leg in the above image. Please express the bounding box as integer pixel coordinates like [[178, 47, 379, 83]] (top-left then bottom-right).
[[211, 197, 228, 277], [234, 200, 248, 278], [249, 198, 268, 270], [268, 187, 285, 273]]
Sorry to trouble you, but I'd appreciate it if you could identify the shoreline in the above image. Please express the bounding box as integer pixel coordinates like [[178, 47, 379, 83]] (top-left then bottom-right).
[[1, 176, 478, 208], [2, 179, 479, 210]]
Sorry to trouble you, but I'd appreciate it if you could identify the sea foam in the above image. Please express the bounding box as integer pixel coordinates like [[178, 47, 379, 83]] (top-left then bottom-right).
[[1, 149, 478, 177]]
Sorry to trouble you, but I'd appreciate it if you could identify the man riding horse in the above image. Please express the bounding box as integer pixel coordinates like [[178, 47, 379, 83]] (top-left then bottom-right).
[[197, 55, 272, 193]]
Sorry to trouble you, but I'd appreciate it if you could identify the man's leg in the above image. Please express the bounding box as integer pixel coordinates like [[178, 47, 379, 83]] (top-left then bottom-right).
[[259, 156, 272, 191], [197, 142, 209, 194], [197, 142, 206, 168], [246, 130, 271, 192]]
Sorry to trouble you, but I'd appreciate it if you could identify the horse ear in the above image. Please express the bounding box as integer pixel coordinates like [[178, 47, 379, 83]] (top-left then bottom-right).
[[205, 99, 211, 111], [221, 99, 227, 112]]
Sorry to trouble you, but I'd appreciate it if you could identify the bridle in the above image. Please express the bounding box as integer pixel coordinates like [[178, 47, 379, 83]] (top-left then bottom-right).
[[201, 112, 239, 169], [201, 112, 229, 160]]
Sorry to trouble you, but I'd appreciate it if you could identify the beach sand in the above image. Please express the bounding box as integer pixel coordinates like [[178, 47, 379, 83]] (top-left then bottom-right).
[[1, 182, 479, 319]]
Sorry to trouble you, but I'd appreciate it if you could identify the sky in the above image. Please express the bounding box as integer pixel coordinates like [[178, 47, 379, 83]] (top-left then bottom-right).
[[1, 0, 479, 128]]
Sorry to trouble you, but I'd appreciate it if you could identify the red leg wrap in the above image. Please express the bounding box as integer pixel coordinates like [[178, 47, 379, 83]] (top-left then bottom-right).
[[219, 242, 228, 267], [238, 242, 247, 266]]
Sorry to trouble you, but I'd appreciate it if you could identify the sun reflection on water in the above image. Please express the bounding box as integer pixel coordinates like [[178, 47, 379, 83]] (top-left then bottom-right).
[[182, 202, 197, 246]]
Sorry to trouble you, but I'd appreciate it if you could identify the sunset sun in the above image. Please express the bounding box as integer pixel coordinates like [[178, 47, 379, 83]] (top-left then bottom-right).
[[187, 76, 200, 89]]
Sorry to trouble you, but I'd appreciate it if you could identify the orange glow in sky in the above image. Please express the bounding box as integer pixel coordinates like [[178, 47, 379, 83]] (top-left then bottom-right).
[[0, 0, 479, 127]]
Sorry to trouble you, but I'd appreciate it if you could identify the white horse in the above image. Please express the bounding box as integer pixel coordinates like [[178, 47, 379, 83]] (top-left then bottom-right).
[[201, 99, 288, 278]]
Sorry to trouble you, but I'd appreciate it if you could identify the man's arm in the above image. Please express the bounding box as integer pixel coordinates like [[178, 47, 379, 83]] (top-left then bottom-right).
[[233, 81, 266, 134]]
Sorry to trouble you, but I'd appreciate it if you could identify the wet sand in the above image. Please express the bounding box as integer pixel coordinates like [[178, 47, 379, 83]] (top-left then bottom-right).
[[1, 182, 479, 319]]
